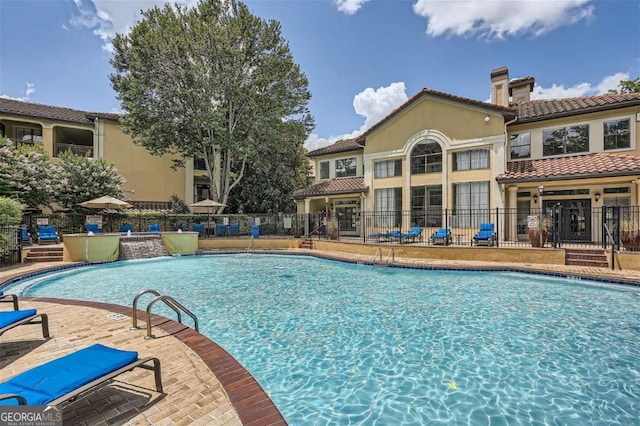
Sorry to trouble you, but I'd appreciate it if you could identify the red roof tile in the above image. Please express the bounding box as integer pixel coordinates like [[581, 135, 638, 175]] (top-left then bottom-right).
[[308, 138, 362, 157], [0, 98, 122, 125], [292, 176, 367, 198], [497, 152, 640, 183], [514, 93, 640, 122]]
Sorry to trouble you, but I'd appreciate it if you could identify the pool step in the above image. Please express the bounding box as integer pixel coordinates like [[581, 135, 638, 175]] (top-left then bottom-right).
[[300, 238, 314, 250], [565, 249, 609, 268], [25, 246, 64, 262]]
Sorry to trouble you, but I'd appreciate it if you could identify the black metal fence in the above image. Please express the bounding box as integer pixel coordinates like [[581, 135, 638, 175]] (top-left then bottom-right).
[[0, 225, 21, 268]]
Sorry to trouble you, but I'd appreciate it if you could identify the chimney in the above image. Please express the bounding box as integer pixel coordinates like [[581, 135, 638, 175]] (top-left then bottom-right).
[[509, 76, 535, 103], [490, 66, 509, 107]]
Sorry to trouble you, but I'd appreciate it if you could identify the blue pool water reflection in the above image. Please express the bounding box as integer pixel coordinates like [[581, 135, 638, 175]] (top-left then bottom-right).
[[7, 255, 640, 425]]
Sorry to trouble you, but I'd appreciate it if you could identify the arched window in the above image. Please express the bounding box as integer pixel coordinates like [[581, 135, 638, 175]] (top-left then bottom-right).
[[411, 141, 442, 174]]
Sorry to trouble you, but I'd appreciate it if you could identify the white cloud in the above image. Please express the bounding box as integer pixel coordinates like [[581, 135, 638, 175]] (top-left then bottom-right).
[[69, 0, 199, 53], [0, 83, 36, 102], [334, 0, 371, 15], [531, 71, 630, 99], [412, 0, 594, 39], [305, 82, 408, 151], [353, 82, 408, 130]]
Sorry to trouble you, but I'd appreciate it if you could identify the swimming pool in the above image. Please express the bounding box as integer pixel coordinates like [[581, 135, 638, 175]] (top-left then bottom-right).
[[5, 255, 640, 424]]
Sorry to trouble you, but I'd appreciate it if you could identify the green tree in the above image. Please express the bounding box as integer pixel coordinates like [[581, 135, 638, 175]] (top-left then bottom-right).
[[110, 0, 313, 213], [0, 196, 25, 225], [608, 77, 640, 94], [0, 137, 54, 209], [51, 151, 127, 211], [228, 119, 310, 213]]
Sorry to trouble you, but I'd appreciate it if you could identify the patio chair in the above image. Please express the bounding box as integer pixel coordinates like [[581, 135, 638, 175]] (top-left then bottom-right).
[[216, 223, 228, 236], [369, 230, 392, 242], [120, 224, 133, 233], [0, 343, 162, 406], [0, 308, 49, 339], [37, 225, 59, 244], [430, 228, 452, 245], [85, 223, 101, 234], [192, 223, 204, 237], [148, 224, 161, 233], [229, 223, 240, 236], [472, 223, 496, 246], [20, 226, 31, 246], [400, 227, 423, 243], [0, 291, 19, 311]]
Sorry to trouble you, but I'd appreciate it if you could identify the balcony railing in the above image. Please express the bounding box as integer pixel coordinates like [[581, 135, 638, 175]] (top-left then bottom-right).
[[54, 143, 92, 157]]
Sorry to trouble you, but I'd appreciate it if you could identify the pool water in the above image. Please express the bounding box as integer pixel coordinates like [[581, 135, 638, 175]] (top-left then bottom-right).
[[7, 255, 640, 425]]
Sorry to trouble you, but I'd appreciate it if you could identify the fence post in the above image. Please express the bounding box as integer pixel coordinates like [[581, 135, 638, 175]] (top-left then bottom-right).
[[495, 208, 499, 248]]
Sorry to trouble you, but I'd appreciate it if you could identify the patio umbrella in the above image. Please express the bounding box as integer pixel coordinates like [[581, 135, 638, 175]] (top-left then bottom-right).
[[190, 199, 226, 235], [189, 199, 226, 210], [79, 195, 132, 210], [79, 196, 132, 232]]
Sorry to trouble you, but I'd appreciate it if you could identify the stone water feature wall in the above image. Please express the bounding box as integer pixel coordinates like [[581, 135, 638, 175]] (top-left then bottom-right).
[[119, 235, 168, 260]]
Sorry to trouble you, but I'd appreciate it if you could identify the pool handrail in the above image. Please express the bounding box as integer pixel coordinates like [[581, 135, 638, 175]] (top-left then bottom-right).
[[131, 289, 182, 330], [145, 295, 199, 339]]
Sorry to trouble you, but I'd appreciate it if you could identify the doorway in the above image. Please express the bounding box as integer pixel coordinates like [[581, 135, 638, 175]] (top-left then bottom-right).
[[544, 199, 592, 242]]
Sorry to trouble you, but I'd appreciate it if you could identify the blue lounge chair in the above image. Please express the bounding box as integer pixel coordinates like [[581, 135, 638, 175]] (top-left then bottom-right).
[[0, 343, 162, 406], [0, 308, 49, 338], [400, 227, 423, 243], [85, 223, 101, 234], [37, 225, 59, 244], [0, 290, 19, 311], [472, 223, 496, 246], [192, 223, 204, 237], [369, 230, 392, 242], [20, 226, 31, 246], [216, 223, 228, 236], [120, 224, 133, 233], [430, 228, 451, 245], [148, 224, 161, 233], [229, 223, 240, 236]]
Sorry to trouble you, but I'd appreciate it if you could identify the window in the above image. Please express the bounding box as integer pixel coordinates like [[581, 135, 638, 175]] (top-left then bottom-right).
[[452, 181, 490, 227], [374, 187, 402, 227], [15, 126, 42, 143], [453, 149, 490, 171], [510, 133, 530, 159], [374, 159, 402, 178], [335, 157, 356, 178], [319, 161, 330, 179], [543, 124, 589, 156], [411, 185, 442, 227], [194, 158, 206, 171], [603, 119, 630, 150], [411, 142, 442, 174]]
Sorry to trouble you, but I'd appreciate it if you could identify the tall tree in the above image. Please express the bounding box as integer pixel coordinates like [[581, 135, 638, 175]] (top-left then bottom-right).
[[110, 0, 313, 213], [608, 77, 640, 94], [228, 119, 310, 213]]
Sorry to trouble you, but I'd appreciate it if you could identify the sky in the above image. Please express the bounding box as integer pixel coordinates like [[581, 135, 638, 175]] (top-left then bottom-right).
[[1, 0, 639, 151]]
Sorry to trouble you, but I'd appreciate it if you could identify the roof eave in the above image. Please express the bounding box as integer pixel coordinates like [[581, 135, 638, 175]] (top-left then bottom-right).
[[516, 100, 640, 124], [496, 170, 640, 184]]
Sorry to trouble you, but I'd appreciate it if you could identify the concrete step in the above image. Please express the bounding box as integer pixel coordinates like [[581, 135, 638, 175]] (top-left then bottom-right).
[[300, 239, 314, 250], [25, 247, 63, 262], [565, 249, 608, 268]]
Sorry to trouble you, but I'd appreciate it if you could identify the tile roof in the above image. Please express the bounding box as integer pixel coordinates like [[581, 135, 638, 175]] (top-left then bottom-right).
[[514, 92, 640, 123], [308, 137, 362, 157], [0, 98, 121, 125], [497, 152, 640, 183], [292, 176, 367, 198]]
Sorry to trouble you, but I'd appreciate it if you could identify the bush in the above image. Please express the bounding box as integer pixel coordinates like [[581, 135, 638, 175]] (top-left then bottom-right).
[[0, 196, 25, 225]]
